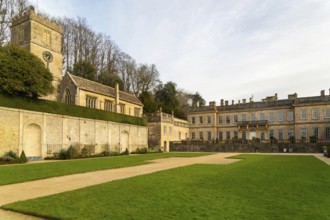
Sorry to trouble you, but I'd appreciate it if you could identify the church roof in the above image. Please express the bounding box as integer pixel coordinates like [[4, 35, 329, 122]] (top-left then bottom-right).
[[68, 73, 142, 106]]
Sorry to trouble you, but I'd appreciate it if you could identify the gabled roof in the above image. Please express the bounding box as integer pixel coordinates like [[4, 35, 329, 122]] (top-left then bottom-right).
[[67, 73, 143, 106]]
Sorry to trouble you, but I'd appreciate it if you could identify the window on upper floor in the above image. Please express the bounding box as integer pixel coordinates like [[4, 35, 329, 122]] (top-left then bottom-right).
[[259, 113, 265, 121], [226, 115, 230, 124], [218, 116, 222, 124], [199, 116, 203, 124], [300, 109, 307, 120], [250, 114, 255, 121], [207, 116, 211, 124], [287, 111, 293, 121], [199, 131, 203, 140], [277, 112, 284, 121], [234, 115, 238, 123], [312, 108, 319, 119], [164, 126, 166, 135], [326, 108, 330, 118], [241, 114, 246, 122], [191, 117, 195, 124], [268, 112, 274, 122]]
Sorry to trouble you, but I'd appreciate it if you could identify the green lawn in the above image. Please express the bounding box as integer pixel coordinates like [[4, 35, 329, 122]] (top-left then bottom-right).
[[3, 155, 330, 219], [0, 153, 210, 185]]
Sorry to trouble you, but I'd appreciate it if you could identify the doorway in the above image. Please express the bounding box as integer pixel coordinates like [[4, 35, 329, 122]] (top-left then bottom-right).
[[23, 123, 42, 157]]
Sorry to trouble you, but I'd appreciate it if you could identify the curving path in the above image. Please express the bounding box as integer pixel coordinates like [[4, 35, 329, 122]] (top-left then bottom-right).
[[0, 153, 240, 219]]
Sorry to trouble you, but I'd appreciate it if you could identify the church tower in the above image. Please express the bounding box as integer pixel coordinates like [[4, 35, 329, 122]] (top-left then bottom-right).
[[10, 6, 62, 101]]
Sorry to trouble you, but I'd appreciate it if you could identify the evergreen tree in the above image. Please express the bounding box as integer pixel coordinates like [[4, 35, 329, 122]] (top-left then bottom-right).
[[0, 44, 53, 98]]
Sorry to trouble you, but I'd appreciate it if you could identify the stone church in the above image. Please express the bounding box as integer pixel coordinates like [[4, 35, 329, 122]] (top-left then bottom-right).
[[0, 7, 147, 159], [10, 7, 143, 117]]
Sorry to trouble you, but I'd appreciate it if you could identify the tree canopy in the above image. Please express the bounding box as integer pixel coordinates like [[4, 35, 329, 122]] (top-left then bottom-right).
[[72, 60, 97, 81], [0, 44, 53, 98]]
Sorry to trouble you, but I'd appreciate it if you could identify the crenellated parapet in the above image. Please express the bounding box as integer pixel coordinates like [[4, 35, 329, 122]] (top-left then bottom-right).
[[12, 6, 62, 33]]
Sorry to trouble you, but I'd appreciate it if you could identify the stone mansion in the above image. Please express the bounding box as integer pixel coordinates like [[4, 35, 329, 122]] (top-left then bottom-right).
[[187, 92, 330, 143]]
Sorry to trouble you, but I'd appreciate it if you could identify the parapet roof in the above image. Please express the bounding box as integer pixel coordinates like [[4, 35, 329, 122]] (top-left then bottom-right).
[[189, 95, 330, 113]]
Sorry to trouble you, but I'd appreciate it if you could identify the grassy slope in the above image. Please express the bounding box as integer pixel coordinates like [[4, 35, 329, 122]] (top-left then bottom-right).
[[3, 155, 330, 219], [0, 153, 210, 186], [0, 93, 146, 126]]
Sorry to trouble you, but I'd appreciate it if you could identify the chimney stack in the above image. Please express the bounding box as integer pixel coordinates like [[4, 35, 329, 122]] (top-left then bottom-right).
[[225, 100, 229, 106], [196, 101, 200, 107], [321, 90, 325, 97], [221, 99, 224, 106], [232, 100, 234, 105], [288, 93, 297, 100], [209, 101, 216, 107], [243, 99, 246, 104], [115, 83, 120, 113]]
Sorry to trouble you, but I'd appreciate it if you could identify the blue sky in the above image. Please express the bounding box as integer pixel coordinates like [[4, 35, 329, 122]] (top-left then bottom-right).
[[34, 0, 330, 103]]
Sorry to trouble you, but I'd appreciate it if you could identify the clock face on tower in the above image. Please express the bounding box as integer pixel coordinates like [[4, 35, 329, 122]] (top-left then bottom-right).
[[42, 51, 53, 63]]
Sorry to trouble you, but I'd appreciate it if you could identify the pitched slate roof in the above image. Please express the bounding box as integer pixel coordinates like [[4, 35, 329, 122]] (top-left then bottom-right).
[[68, 73, 142, 106]]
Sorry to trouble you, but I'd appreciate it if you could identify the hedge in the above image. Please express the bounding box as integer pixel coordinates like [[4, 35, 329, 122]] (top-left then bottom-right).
[[0, 93, 146, 126]]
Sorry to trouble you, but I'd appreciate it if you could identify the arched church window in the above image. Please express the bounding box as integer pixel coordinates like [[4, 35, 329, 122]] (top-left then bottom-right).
[[64, 88, 72, 104]]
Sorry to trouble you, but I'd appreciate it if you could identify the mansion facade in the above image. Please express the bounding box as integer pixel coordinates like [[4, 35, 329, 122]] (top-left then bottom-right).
[[187, 91, 330, 142]]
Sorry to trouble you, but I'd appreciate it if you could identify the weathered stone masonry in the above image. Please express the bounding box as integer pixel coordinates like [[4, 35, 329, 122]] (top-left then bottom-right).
[[0, 107, 147, 158]]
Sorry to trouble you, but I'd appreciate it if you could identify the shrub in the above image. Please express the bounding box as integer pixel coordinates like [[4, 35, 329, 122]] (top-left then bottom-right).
[[0, 154, 19, 165], [0, 156, 16, 162], [99, 151, 110, 157], [19, 150, 28, 163], [110, 151, 121, 156], [58, 149, 68, 160], [132, 147, 148, 154], [67, 146, 80, 159], [81, 147, 89, 158], [4, 150, 18, 159], [122, 148, 130, 155]]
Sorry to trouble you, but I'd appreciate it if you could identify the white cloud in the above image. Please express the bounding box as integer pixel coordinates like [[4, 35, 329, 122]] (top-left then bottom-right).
[[36, 0, 330, 103]]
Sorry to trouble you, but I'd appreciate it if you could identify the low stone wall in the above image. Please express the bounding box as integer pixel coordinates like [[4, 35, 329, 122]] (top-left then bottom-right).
[[0, 106, 148, 159], [170, 142, 325, 153]]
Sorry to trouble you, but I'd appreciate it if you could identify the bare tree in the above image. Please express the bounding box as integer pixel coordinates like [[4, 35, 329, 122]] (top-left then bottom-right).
[[0, 0, 28, 45]]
